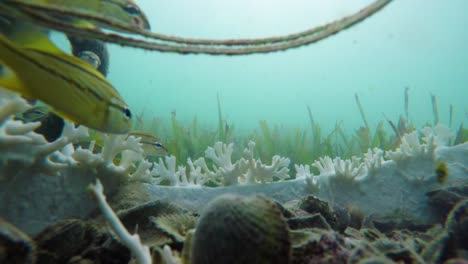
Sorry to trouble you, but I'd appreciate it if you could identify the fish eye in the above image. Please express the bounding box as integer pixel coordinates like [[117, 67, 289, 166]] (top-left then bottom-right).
[[122, 107, 132, 119], [123, 3, 141, 15]]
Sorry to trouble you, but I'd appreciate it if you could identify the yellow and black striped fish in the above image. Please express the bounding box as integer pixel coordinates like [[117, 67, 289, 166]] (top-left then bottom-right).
[[128, 131, 168, 157], [0, 23, 132, 134], [0, 0, 150, 32]]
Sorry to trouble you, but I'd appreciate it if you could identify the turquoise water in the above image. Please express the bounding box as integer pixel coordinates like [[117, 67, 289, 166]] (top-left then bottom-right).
[[104, 0, 466, 135]]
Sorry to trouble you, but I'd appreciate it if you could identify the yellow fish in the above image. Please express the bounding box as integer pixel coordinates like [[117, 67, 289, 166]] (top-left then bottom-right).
[[128, 131, 168, 157], [1, 0, 150, 32], [0, 24, 132, 134]]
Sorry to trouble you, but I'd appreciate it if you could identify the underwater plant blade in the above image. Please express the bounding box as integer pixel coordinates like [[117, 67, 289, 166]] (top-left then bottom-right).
[[355, 93, 370, 132], [216, 93, 225, 142], [454, 123, 467, 145], [404, 86, 410, 121], [431, 94, 439, 126], [259, 120, 275, 157]]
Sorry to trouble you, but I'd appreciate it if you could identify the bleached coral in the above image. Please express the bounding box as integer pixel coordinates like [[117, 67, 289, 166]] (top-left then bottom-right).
[[71, 133, 146, 179], [333, 157, 367, 181], [311, 156, 366, 182], [128, 157, 153, 182], [241, 141, 290, 184], [151, 155, 185, 186], [101, 134, 143, 163], [2, 84, 460, 193], [50, 122, 89, 166], [0, 88, 151, 183], [312, 156, 336, 176], [205, 142, 235, 169], [421, 124, 455, 147], [243, 155, 290, 183], [203, 141, 290, 185], [88, 179, 152, 264], [0, 90, 70, 176], [189, 157, 217, 184], [295, 164, 311, 180], [149, 141, 290, 187], [362, 147, 386, 176], [203, 142, 248, 185], [293, 125, 457, 189], [293, 154, 370, 196], [295, 164, 319, 192], [385, 129, 438, 162]]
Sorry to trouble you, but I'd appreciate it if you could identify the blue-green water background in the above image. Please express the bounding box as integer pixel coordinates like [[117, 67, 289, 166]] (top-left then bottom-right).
[[74, 0, 468, 135]]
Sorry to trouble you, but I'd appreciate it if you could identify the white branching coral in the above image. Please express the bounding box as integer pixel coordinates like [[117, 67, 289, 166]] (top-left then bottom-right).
[[101, 134, 143, 163], [88, 179, 151, 264], [0, 90, 70, 176], [293, 125, 457, 189], [189, 157, 217, 184], [294, 155, 369, 194], [385, 129, 438, 162], [0, 88, 151, 182], [3, 83, 460, 192], [421, 124, 455, 147], [294, 164, 310, 180], [128, 158, 153, 182], [203, 142, 247, 185], [205, 142, 234, 169], [151, 155, 185, 186], [295, 164, 319, 192], [244, 155, 290, 183], [311, 156, 366, 181], [149, 141, 290, 186], [363, 147, 386, 176], [0, 91, 292, 187], [312, 156, 336, 176], [241, 141, 290, 184], [71, 134, 145, 178], [151, 155, 211, 187], [333, 157, 367, 181]]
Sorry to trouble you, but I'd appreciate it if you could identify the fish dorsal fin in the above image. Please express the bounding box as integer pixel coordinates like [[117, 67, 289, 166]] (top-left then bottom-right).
[[71, 18, 97, 29], [10, 24, 110, 83], [5, 21, 103, 77], [4, 22, 63, 53]]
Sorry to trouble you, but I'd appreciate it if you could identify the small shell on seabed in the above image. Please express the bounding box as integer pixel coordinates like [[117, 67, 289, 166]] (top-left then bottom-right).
[[0, 217, 35, 264], [188, 194, 291, 264]]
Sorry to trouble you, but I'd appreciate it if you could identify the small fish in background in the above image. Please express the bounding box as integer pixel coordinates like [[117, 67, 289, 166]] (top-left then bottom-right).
[[127, 131, 168, 157], [435, 160, 449, 185], [15, 105, 64, 142]]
